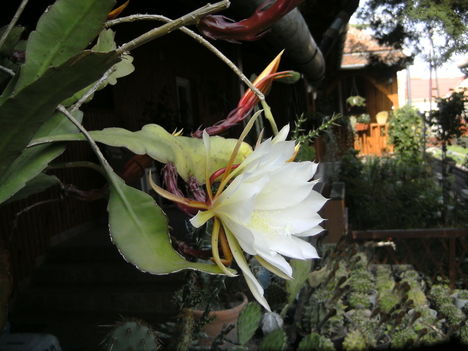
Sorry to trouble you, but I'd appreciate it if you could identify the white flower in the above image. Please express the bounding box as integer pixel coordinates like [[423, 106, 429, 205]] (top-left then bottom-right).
[[190, 125, 327, 310]]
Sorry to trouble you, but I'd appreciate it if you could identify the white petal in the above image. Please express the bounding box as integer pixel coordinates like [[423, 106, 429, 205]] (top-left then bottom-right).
[[272, 124, 290, 143], [220, 217, 256, 255], [269, 236, 320, 260], [256, 249, 293, 278], [189, 210, 215, 228], [225, 227, 271, 311]]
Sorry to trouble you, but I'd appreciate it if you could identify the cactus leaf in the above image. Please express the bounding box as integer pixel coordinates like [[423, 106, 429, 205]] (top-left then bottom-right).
[[259, 328, 286, 351], [237, 302, 262, 345], [298, 333, 335, 351]]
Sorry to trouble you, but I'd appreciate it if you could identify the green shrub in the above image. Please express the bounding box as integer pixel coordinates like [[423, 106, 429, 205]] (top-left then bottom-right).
[[389, 105, 423, 158]]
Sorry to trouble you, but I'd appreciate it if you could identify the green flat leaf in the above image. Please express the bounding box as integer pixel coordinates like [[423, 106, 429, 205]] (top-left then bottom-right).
[[0, 50, 118, 179], [0, 144, 64, 204], [107, 172, 235, 275], [14, 0, 115, 91], [237, 302, 262, 345], [31, 124, 253, 183], [5, 173, 60, 204], [0, 110, 83, 205], [61, 29, 135, 106], [0, 25, 25, 56], [259, 329, 286, 351]]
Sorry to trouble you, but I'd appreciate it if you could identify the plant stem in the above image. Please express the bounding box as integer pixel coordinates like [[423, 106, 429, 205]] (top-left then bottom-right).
[[57, 105, 145, 234], [116, 0, 230, 54], [0, 65, 15, 76], [70, 66, 116, 113], [56, 105, 115, 181], [107, 13, 265, 101], [0, 0, 29, 51]]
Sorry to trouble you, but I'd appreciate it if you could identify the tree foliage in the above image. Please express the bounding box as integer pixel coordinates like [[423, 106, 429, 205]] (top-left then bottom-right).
[[388, 104, 423, 158], [357, 0, 468, 65]]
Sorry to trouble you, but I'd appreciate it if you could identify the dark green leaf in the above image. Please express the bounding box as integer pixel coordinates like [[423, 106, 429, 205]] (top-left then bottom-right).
[[0, 50, 118, 179], [14, 0, 115, 92], [5, 173, 60, 204], [0, 144, 64, 204], [0, 110, 83, 205]]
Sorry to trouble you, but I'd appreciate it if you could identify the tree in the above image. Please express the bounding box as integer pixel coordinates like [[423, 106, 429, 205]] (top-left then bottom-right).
[[357, 0, 468, 66]]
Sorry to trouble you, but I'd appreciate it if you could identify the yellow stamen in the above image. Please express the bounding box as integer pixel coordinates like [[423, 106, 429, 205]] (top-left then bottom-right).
[[148, 170, 208, 209], [219, 226, 233, 266], [287, 144, 300, 162], [211, 218, 236, 277]]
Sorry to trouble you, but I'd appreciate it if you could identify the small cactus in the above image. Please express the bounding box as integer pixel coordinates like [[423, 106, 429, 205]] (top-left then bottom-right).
[[259, 328, 286, 351], [102, 318, 159, 351], [342, 330, 367, 351], [298, 332, 335, 351], [348, 292, 372, 309], [237, 302, 262, 345]]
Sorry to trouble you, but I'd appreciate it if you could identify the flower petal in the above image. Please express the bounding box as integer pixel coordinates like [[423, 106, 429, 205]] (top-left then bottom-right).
[[190, 209, 215, 228], [224, 226, 271, 311]]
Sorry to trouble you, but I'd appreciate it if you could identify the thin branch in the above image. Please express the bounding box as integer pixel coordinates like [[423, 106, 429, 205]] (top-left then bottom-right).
[[0, 0, 29, 50], [70, 66, 116, 113], [0, 65, 15, 76], [116, 0, 231, 54], [12, 198, 62, 232], [56, 105, 113, 177], [107, 13, 265, 113], [56, 105, 143, 232]]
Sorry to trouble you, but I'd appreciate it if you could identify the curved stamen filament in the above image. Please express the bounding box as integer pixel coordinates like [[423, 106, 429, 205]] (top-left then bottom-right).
[[219, 225, 233, 265], [211, 218, 236, 277], [215, 110, 262, 198], [148, 170, 208, 209]]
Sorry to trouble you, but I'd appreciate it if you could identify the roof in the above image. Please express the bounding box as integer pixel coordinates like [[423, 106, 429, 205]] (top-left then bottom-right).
[[341, 27, 406, 69]]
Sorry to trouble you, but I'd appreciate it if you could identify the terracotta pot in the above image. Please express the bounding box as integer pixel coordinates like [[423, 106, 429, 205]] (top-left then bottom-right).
[[354, 123, 369, 132], [186, 294, 248, 347]]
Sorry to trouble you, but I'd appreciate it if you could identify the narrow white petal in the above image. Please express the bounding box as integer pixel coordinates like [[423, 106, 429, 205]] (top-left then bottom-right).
[[256, 250, 293, 278], [270, 236, 320, 260], [225, 227, 271, 311], [189, 210, 215, 228], [272, 124, 290, 143]]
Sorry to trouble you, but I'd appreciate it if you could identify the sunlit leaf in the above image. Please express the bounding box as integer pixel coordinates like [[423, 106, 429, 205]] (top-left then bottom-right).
[[31, 124, 253, 183]]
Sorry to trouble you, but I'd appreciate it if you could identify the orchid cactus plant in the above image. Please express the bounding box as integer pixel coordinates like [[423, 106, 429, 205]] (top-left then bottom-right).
[[0, 0, 325, 311]]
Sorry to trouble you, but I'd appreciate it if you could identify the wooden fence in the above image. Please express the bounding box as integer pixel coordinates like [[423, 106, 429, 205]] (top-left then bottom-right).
[[354, 123, 393, 156], [351, 228, 468, 288]]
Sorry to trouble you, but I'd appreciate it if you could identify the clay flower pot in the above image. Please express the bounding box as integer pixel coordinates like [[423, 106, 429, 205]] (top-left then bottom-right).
[[186, 294, 248, 346], [354, 123, 369, 132]]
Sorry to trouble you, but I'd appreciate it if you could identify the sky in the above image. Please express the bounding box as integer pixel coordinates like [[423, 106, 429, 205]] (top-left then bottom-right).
[[349, 1, 466, 79]]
